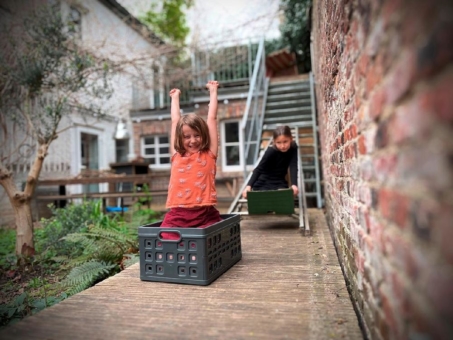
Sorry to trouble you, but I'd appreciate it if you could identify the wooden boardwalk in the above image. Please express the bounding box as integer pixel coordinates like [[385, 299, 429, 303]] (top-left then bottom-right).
[[0, 209, 363, 340]]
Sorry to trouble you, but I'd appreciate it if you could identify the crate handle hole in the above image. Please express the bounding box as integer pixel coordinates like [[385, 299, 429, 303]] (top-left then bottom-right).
[[158, 231, 182, 242]]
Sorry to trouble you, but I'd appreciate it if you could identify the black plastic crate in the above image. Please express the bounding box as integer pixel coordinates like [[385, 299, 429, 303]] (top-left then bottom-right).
[[139, 214, 242, 285]]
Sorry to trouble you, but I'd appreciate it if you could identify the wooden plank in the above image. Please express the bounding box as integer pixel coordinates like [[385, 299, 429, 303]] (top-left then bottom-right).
[[37, 174, 169, 186], [0, 209, 363, 340], [36, 191, 168, 200]]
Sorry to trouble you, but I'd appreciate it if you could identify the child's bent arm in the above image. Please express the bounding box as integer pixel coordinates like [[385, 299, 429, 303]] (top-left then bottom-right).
[[206, 81, 219, 156], [169, 88, 181, 154], [242, 185, 252, 199]]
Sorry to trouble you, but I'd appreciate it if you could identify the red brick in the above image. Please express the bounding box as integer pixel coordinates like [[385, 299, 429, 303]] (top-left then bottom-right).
[[368, 215, 384, 250], [366, 54, 384, 94], [369, 87, 387, 120], [419, 73, 453, 123], [355, 247, 366, 274], [424, 266, 453, 322], [388, 99, 434, 145], [390, 272, 409, 316], [379, 286, 402, 339], [356, 53, 369, 76], [385, 50, 416, 105], [378, 188, 392, 220], [357, 105, 370, 129], [360, 158, 374, 181], [373, 153, 397, 183], [359, 185, 372, 207], [358, 134, 367, 154], [405, 297, 448, 340], [433, 204, 453, 265], [396, 144, 451, 194], [344, 107, 354, 124], [350, 124, 358, 139]]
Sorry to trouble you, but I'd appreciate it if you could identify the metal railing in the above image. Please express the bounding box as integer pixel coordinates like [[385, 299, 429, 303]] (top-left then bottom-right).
[[191, 40, 260, 88], [240, 37, 268, 180], [309, 72, 322, 208]]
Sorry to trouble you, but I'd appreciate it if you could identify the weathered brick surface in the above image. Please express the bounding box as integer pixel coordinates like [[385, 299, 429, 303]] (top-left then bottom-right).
[[312, 0, 453, 338]]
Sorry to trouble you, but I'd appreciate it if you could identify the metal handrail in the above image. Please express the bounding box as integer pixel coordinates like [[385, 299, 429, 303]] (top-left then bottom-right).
[[309, 72, 322, 208], [240, 37, 267, 180], [294, 126, 310, 235]]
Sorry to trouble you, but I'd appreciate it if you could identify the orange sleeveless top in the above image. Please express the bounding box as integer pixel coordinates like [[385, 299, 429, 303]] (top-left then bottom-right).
[[166, 150, 218, 208]]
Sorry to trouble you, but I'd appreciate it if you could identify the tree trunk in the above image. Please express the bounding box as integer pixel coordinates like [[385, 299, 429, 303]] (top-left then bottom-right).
[[14, 199, 35, 256], [1, 142, 49, 255]]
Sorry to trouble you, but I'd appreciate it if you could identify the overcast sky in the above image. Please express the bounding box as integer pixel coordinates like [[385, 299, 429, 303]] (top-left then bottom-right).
[[118, 0, 282, 47]]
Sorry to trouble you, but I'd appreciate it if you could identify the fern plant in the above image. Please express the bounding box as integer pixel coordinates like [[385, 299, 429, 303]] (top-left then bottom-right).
[[62, 260, 116, 295], [60, 202, 141, 295]]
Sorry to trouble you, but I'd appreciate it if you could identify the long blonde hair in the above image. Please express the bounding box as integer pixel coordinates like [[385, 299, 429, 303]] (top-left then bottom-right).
[[174, 113, 210, 154]]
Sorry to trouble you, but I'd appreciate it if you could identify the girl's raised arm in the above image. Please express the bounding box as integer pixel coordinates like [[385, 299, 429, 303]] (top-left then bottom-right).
[[206, 81, 219, 156], [169, 88, 181, 155]]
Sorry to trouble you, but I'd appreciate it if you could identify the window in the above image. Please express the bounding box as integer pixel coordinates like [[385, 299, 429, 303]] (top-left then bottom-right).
[[116, 140, 129, 163], [221, 120, 243, 171], [80, 132, 99, 193], [221, 120, 257, 172], [142, 135, 170, 168]]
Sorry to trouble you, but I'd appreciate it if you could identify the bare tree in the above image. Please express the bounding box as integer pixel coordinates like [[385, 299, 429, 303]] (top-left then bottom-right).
[[0, 3, 116, 255]]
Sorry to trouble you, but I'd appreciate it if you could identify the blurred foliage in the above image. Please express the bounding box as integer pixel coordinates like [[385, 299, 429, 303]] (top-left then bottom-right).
[[266, 0, 312, 73], [140, 0, 194, 48]]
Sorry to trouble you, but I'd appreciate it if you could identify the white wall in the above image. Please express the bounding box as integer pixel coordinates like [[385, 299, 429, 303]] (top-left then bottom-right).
[[0, 0, 165, 225]]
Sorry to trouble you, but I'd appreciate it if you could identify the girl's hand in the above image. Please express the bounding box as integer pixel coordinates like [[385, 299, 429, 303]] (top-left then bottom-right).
[[169, 88, 181, 98], [206, 80, 219, 91], [242, 186, 251, 199], [291, 185, 299, 197]]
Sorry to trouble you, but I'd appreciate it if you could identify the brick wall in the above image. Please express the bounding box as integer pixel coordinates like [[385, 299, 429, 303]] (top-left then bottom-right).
[[312, 0, 453, 339]]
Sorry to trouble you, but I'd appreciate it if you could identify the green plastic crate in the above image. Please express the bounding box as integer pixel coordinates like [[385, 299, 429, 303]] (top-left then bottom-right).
[[247, 188, 295, 215]]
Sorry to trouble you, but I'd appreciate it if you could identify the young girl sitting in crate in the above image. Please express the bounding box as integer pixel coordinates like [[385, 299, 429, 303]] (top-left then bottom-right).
[[160, 81, 222, 240], [242, 125, 299, 199]]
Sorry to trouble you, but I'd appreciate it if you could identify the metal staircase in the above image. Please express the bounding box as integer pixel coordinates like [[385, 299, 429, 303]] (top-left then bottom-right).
[[228, 73, 322, 235], [262, 74, 323, 208]]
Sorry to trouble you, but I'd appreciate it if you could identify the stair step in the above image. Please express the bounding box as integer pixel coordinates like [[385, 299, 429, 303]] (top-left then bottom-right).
[[266, 98, 312, 109], [264, 117, 312, 125], [269, 78, 310, 86], [267, 92, 311, 102], [268, 83, 309, 93], [265, 105, 312, 115]]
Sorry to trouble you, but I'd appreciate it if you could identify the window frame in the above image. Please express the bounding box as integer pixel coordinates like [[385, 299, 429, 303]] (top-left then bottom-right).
[[221, 119, 244, 172], [141, 134, 171, 170]]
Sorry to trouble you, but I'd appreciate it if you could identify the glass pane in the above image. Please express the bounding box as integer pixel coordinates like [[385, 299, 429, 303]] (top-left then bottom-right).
[[225, 122, 239, 143], [159, 136, 169, 144], [116, 140, 127, 148], [159, 146, 169, 154], [246, 143, 258, 165], [226, 146, 240, 166], [144, 137, 154, 145], [160, 157, 170, 164], [148, 158, 155, 165], [144, 148, 155, 155]]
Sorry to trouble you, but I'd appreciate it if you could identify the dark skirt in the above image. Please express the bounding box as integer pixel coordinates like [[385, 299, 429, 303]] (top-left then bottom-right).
[[160, 205, 222, 240]]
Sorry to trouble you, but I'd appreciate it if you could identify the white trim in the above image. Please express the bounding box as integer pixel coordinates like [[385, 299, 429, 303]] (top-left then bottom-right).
[[221, 119, 243, 172], [71, 125, 108, 194], [141, 134, 171, 170]]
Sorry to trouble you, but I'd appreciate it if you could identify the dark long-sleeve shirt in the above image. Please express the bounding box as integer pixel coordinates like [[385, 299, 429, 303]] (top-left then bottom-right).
[[247, 142, 298, 191]]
